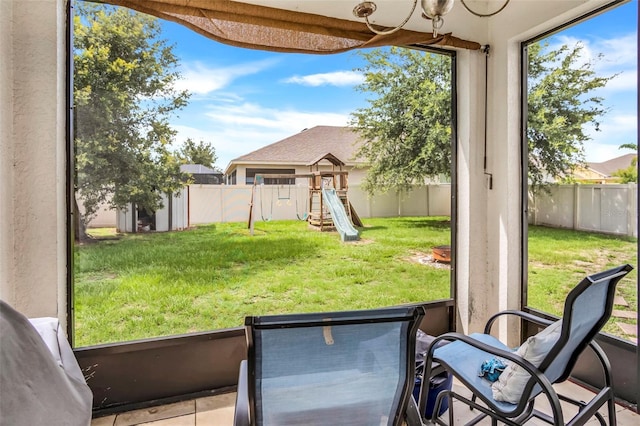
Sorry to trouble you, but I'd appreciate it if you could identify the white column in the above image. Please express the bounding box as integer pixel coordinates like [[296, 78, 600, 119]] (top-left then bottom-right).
[[486, 38, 524, 345], [0, 0, 67, 324], [454, 48, 493, 335]]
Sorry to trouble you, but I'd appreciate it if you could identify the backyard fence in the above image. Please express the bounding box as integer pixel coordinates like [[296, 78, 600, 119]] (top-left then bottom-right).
[[88, 183, 637, 238], [186, 184, 452, 225], [528, 184, 637, 237]]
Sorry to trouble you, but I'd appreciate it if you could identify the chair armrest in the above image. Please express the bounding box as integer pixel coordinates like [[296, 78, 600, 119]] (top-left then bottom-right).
[[484, 310, 555, 334], [234, 360, 250, 426]]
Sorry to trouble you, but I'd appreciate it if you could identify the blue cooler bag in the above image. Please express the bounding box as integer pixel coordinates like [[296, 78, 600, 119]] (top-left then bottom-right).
[[412, 371, 453, 417], [413, 331, 452, 418]]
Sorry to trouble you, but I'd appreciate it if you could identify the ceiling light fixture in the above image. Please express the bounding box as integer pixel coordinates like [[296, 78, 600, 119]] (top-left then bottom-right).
[[353, 0, 419, 36], [353, 0, 510, 37], [421, 0, 455, 37]]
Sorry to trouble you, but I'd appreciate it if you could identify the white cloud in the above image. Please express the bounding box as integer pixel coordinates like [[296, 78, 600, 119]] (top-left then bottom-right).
[[583, 141, 636, 163], [549, 34, 637, 91], [204, 102, 349, 130], [283, 71, 365, 87], [172, 102, 352, 169], [605, 70, 637, 91], [583, 113, 637, 162], [594, 34, 637, 70], [174, 59, 278, 95]]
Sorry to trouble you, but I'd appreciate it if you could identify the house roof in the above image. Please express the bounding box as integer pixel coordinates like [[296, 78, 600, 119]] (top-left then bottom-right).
[[587, 153, 636, 177], [226, 126, 365, 173], [180, 164, 220, 174]]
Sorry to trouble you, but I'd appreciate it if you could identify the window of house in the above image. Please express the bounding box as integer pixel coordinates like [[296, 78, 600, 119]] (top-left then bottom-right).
[[246, 168, 296, 185], [227, 170, 237, 185], [522, 1, 637, 342], [71, 2, 456, 347]]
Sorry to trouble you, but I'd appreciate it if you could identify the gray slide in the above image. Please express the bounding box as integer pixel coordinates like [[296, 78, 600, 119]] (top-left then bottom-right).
[[322, 188, 360, 242]]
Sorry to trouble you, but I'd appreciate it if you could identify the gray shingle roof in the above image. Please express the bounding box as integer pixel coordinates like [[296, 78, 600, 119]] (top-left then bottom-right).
[[180, 164, 218, 174], [588, 153, 636, 177], [231, 126, 365, 165]]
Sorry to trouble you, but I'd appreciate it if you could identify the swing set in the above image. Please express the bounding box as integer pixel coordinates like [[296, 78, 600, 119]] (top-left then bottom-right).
[[247, 153, 362, 237], [257, 179, 308, 222], [248, 173, 312, 235]]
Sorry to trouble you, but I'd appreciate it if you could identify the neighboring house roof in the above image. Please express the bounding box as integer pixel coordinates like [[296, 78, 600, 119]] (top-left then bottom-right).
[[225, 126, 365, 174], [181, 164, 223, 185], [587, 153, 636, 177], [180, 164, 218, 174]]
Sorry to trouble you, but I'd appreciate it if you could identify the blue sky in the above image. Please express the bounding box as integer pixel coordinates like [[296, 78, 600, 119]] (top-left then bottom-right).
[[161, 1, 637, 170]]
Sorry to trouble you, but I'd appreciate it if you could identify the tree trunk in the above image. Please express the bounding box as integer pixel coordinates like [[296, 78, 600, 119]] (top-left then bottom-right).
[[73, 196, 89, 242]]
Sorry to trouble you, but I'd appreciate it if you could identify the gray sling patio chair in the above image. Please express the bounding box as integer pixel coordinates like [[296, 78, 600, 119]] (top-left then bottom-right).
[[233, 305, 426, 426], [420, 264, 633, 426]]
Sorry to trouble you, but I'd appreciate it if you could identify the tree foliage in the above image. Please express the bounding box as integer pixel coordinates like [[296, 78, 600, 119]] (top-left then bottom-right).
[[527, 42, 614, 189], [612, 143, 638, 183], [177, 138, 218, 169], [612, 163, 637, 183], [350, 47, 452, 194], [74, 3, 189, 233], [351, 42, 615, 195]]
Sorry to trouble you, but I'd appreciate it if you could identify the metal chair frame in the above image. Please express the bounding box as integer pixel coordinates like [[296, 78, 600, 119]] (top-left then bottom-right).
[[420, 264, 633, 426], [234, 305, 426, 426]]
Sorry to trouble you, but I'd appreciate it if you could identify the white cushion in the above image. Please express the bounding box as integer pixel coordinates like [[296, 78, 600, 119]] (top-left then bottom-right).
[[491, 320, 562, 404]]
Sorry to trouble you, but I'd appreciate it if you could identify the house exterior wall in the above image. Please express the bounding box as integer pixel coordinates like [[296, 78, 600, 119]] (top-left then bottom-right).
[[0, 0, 67, 321], [86, 203, 118, 228], [227, 163, 368, 186], [573, 166, 609, 182]]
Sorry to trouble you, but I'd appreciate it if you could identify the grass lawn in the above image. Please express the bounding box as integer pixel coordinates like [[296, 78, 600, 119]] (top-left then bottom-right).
[[74, 218, 637, 347], [527, 225, 637, 337], [75, 217, 452, 347]]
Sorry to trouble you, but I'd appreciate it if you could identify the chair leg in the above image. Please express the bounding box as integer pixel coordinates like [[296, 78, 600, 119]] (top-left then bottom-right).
[[434, 390, 521, 426], [405, 395, 426, 426], [606, 394, 616, 426], [448, 397, 454, 426], [233, 360, 250, 426]]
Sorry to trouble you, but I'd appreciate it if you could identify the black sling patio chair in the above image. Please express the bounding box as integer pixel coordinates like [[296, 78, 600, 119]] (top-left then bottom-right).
[[421, 264, 633, 426], [233, 305, 426, 426]]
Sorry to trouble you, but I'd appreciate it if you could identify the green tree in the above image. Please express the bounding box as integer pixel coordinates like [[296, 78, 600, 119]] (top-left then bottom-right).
[[527, 42, 614, 189], [351, 43, 614, 195], [350, 47, 452, 195], [612, 143, 638, 183], [74, 3, 189, 238], [177, 138, 219, 169]]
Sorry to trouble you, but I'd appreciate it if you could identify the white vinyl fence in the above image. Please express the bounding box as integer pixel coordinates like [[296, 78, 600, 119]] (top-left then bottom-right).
[[528, 184, 637, 237], [87, 183, 636, 237], [186, 183, 452, 225]]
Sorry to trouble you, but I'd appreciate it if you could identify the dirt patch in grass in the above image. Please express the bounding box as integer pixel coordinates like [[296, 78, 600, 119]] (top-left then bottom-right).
[[406, 251, 451, 270], [346, 238, 375, 245], [78, 272, 118, 283]]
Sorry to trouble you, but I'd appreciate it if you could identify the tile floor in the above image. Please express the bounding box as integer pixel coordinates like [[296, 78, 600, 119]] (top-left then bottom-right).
[[91, 380, 638, 425]]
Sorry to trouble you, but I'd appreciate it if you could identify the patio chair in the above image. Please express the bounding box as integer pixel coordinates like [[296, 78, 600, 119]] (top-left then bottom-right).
[[421, 264, 633, 426], [233, 305, 426, 426]]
